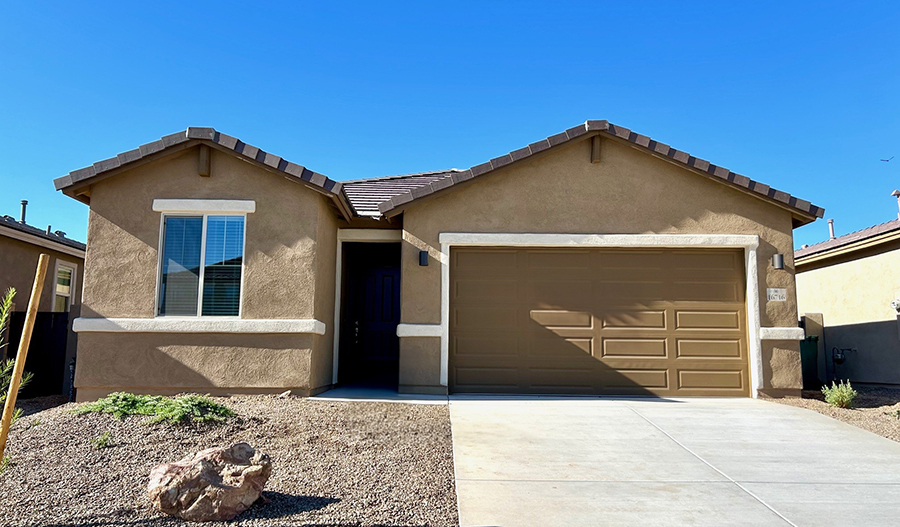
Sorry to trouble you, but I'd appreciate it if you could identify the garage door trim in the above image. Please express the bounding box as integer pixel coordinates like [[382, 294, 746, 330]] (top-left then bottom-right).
[[437, 233, 765, 397]]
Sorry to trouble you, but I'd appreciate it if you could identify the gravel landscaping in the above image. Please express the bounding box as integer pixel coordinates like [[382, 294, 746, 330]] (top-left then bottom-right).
[[0, 395, 458, 527], [772, 386, 900, 442]]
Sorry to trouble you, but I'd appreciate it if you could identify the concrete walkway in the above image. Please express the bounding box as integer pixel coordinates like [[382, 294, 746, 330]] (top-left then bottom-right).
[[450, 397, 900, 527]]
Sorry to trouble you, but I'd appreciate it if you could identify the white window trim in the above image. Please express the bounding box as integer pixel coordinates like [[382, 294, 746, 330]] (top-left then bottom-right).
[[331, 229, 403, 385], [52, 258, 78, 312], [152, 199, 256, 214], [73, 317, 326, 334], [436, 232, 777, 398], [155, 211, 248, 318]]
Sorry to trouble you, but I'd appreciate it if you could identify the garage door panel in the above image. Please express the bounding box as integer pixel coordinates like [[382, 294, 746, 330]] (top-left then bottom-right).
[[529, 310, 593, 328], [601, 338, 667, 358], [528, 336, 593, 357], [672, 281, 741, 302], [527, 250, 591, 269], [454, 307, 518, 330], [450, 247, 749, 396], [676, 339, 742, 358], [598, 369, 669, 389], [595, 281, 666, 300], [675, 310, 741, 330], [602, 310, 667, 329], [454, 335, 519, 358], [678, 370, 745, 390], [528, 280, 594, 305], [454, 280, 518, 301]]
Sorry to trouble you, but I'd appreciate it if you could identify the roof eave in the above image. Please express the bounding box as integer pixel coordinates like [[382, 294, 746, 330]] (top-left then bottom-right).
[[378, 122, 824, 224], [54, 128, 353, 220]]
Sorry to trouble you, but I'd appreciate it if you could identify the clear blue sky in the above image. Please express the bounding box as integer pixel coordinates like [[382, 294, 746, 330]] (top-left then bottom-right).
[[1, 1, 897, 247]]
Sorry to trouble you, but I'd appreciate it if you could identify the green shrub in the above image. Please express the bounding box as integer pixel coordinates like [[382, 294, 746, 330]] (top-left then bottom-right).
[[821, 380, 858, 408], [73, 392, 234, 424], [90, 431, 112, 449], [0, 455, 10, 475]]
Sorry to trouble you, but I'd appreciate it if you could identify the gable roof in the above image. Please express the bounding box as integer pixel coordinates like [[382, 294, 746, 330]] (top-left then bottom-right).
[[373, 120, 824, 225], [53, 127, 353, 220], [342, 170, 462, 217], [55, 121, 823, 226], [795, 218, 900, 262], [0, 214, 86, 257]]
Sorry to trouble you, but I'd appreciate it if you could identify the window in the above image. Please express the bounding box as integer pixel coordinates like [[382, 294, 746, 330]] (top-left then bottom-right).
[[158, 215, 245, 317], [54, 262, 77, 313]]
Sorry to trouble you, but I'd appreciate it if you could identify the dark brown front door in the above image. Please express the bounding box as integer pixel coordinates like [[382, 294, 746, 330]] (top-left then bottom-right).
[[339, 242, 401, 387]]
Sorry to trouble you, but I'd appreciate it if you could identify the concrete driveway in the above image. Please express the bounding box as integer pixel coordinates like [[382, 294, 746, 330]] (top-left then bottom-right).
[[450, 397, 900, 527]]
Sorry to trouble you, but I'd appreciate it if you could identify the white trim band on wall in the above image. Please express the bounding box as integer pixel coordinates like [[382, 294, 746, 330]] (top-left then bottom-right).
[[759, 327, 806, 340], [73, 317, 326, 335], [152, 199, 256, 214], [437, 232, 765, 398], [396, 323, 442, 337]]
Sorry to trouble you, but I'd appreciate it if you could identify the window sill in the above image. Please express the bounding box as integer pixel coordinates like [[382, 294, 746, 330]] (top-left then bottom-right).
[[73, 317, 326, 335]]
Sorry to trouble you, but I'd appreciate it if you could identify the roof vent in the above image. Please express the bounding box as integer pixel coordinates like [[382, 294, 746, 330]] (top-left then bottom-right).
[[46, 225, 51, 235], [19, 200, 27, 223], [891, 190, 900, 219], [801, 244, 809, 249], [54, 230, 67, 238], [827, 219, 835, 240]]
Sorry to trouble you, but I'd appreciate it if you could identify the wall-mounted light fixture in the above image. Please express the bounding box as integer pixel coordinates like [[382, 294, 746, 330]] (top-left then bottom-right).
[[419, 250, 429, 266], [770, 253, 784, 270]]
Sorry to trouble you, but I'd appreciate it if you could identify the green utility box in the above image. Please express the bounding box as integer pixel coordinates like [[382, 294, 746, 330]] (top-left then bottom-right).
[[799, 335, 820, 390]]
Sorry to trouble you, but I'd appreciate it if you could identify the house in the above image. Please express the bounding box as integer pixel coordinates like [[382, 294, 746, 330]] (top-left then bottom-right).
[[796, 217, 900, 386], [54, 121, 823, 401], [0, 202, 86, 396]]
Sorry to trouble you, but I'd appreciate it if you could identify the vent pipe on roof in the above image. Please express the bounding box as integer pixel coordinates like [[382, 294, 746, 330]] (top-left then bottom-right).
[[891, 190, 900, 219], [19, 200, 27, 223], [827, 219, 835, 240], [46, 225, 52, 235]]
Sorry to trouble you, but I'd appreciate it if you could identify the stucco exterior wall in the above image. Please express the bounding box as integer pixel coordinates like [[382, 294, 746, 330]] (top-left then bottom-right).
[[0, 235, 84, 314], [398, 137, 803, 394], [309, 196, 339, 391], [74, 146, 336, 400], [797, 243, 900, 385]]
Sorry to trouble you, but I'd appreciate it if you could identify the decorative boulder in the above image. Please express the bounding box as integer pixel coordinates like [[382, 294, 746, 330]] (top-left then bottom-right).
[[147, 443, 272, 522]]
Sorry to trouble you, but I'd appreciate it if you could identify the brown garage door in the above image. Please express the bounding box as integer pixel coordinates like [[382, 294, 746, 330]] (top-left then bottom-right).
[[449, 247, 750, 396]]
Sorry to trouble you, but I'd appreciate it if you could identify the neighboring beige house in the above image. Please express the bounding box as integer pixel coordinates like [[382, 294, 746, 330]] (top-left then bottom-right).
[[0, 204, 86, 395], [54, 121, 823, 401], [796, 219, 900, 386]]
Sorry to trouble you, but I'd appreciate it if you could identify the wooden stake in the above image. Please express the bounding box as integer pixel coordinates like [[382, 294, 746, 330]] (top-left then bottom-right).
[[0, 254, 49, 460]]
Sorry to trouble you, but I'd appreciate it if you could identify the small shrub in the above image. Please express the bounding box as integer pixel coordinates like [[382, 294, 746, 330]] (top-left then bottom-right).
[[73, 392, 234, 424], [0, 455, 9, 475], [90, 431, 112, 450], [822, 380, 858, 408], [884, 410, 900, 420]]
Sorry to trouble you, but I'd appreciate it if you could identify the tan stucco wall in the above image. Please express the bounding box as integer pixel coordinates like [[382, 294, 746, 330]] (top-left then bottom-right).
[[399, 136, 803, 393], [74, 146, 338, 399], [0, 234, 84, 315], [797, 243, 900, 384], [309, 196, 339, 391]]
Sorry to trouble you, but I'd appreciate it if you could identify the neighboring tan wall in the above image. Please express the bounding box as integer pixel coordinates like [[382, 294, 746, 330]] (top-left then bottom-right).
[[0, 233, 84, 395], [75, 146, 335, 399], [399, 136, 803, 393], [0, 234, 84, 314], [797, 244, 900, 384]]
